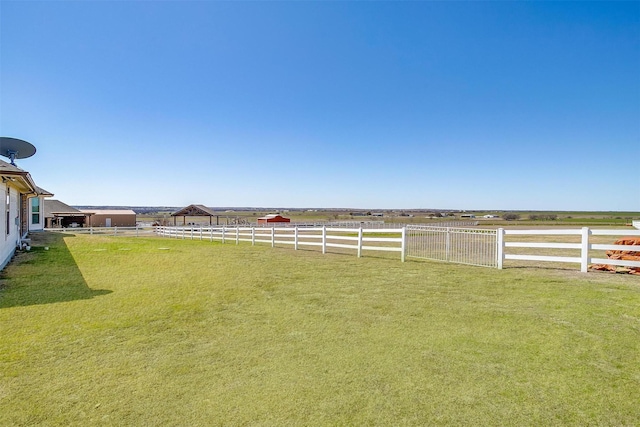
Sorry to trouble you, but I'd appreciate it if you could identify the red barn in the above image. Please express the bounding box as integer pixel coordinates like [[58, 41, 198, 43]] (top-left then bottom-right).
[[257, 214, 290, 224]]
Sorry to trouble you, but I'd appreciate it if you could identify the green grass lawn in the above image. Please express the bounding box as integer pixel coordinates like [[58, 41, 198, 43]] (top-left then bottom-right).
[[1, 232, 639, 426]]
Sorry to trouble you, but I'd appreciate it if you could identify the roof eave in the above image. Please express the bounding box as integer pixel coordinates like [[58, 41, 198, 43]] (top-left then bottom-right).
[[1, 172, 38, 194]]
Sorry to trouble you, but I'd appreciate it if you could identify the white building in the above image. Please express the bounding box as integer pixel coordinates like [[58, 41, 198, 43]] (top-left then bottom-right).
[[0, 159, 52, 269]]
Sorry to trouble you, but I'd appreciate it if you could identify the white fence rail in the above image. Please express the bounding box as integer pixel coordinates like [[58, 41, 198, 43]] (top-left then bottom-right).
[[406, 225, 498, 268], [248, 220, 478, 229], [155, 226, 407, 261], [498, 227, 640, 272], [48, 225, 638, 273], [46, 226, 154, 237]]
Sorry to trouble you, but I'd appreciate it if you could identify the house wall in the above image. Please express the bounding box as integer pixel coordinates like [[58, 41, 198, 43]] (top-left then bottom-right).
[[0, 183, 22, 270]]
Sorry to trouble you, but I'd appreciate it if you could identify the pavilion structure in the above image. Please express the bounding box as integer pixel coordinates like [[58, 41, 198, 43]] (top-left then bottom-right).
[[171, 204, 219, 226]]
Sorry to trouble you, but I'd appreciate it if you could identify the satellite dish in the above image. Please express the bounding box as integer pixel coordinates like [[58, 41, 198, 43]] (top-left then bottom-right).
[[0, 137, 37, 166]]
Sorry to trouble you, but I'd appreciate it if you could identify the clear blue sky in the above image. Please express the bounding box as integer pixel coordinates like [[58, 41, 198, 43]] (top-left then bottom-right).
[[1, 1, 638, 210]]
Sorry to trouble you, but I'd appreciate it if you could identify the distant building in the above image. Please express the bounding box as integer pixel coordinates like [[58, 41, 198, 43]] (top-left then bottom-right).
[[257, 214, 290, 224], [44, 200, 93, 228], [80, 209, 137, 227], [460, 214, 476, 218]]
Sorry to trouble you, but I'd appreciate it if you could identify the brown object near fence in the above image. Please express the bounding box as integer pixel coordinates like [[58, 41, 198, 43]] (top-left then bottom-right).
[[590, 237, 640, 275]]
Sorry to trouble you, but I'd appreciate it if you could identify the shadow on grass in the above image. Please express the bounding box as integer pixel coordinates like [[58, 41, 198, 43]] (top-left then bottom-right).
[[0, 232, 112, 309]]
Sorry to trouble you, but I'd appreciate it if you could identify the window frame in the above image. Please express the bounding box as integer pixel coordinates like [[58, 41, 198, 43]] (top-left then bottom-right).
[[31, 197, 40, 225]]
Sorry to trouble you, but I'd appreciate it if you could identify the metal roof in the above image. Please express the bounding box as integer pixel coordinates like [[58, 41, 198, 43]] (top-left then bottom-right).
[[172, 204, 218, 217], [80, 209, 136, 215]]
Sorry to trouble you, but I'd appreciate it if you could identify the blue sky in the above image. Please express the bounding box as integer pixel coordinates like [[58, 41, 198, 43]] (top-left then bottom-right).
[[1, 1, 638, 210]]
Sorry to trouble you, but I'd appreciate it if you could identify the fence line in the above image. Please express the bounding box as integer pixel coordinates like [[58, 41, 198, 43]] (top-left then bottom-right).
[[46, 226, 154, 237], [247, 220, 478, 229], [156, 224, 490, 267], [47, 224, 639, 274], [155, 226, 406, 261], [499, 227, 640, 272]]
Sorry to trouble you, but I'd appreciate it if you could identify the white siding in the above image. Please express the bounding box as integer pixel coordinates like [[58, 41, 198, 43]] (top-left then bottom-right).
[[0, 183, 21, 269]]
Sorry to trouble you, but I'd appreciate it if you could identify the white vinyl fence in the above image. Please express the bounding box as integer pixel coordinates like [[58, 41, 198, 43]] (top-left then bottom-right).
[[406, 225, 498, 268], [498, 227, 640, 272], [77, 224, 639, 274], [155, 224, 493, 267], [47, 226, 154, 237], [155, 226, 407, 260], [250, 220, 479, 229]]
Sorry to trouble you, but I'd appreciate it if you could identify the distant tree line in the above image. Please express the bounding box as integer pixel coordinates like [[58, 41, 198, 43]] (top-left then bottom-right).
[[501, 213, 559, 221], [528, 214, 558, 221]]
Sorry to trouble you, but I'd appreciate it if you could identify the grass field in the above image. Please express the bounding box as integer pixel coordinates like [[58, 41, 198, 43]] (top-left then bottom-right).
[[139, 209, 640, 228], [1, 232, 639, 425]]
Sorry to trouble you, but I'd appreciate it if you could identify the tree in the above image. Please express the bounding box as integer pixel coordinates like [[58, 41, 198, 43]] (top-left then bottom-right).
[[503, 213, 520, 221]]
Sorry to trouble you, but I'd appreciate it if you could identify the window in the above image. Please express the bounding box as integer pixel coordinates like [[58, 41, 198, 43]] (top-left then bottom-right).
[[31, 197, 40, 225]]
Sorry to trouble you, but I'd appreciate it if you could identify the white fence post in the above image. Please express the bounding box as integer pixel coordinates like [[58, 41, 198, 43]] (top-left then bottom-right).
[[271, 227, 275, 248], [222, 227, 226, 244], [497, 228, 504, 269], [322, 226, 327, 254], [252, 227, 256, 246], [401, 226, 406, 262], [357, 227, 363, 258], [294, 226, 299, 250], [581, 227, 590, 273], [445, 227, 451, 262], [236, 227, 239, 245]]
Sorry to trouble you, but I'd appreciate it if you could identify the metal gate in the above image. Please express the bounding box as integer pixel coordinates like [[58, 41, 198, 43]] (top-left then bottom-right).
[[406, 225, 498, 268]]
